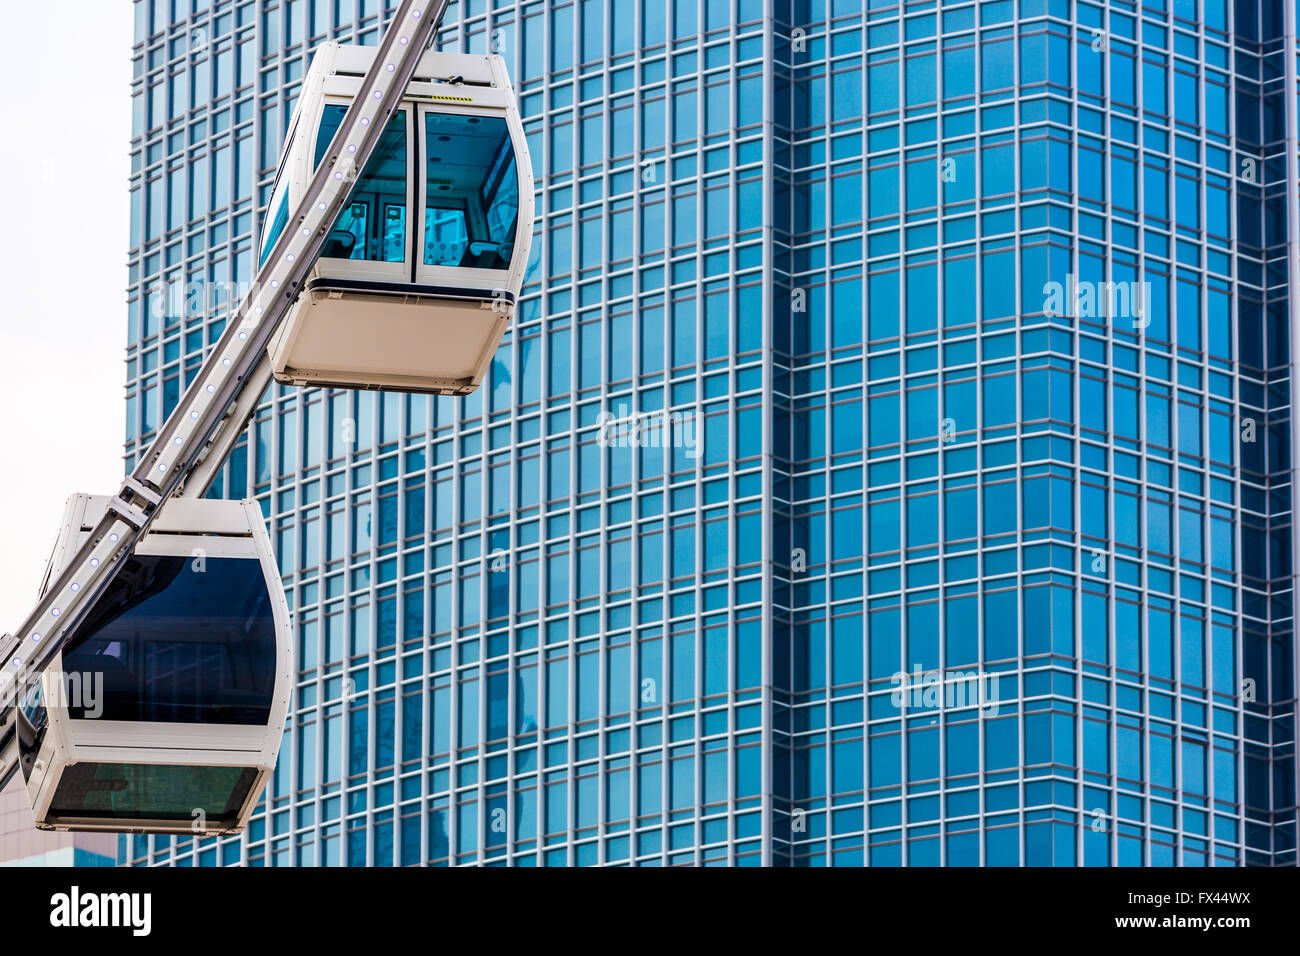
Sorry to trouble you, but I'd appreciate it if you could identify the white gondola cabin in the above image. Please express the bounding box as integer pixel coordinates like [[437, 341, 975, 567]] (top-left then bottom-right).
[[16, 496, 291, 835], [260, 43, 534, 395]]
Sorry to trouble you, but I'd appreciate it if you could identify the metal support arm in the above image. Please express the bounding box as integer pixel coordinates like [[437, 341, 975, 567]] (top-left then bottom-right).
[[0, 0, 450, 792]]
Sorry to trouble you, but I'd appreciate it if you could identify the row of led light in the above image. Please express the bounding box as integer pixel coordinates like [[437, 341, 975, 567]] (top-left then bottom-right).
[[1, 4, 434, 693]]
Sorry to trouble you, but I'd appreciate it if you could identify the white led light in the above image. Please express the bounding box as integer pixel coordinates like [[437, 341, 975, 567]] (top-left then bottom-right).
[[30, 634, 40, 643], [335, 172, 344, 181], [256, 306, 264, 315], [318, 202, 327, 211], [90, 558, 100, 567], [206, 384, 216, 393], [288, 254, 296, 262], [70, 583, 80, 592], [109, 534, 119, 543], [11, 659, 20, 668], [412, 8, 422, 17], [302, 227, 311, 236], [50, 608, 59, 617], [174, 437, 182, 446], [387, 63, 396, 72], [361, 117, 371, 126], [239, 332, 248, 341], [158, 463, 167, 472], [271, 280, 280, 289], [399, 36, 409, 45], [190, 411, 199, 419], [223, 358, 232, 366], [373, 90, 384, 99]]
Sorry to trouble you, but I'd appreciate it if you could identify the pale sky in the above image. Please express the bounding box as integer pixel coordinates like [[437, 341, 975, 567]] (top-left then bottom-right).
[[0, 4, 132, 631]]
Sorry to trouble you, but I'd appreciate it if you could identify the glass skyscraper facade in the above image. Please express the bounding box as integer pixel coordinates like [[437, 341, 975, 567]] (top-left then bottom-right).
[[120, 0, 1297, 867], [770, 0, 1296, 868]]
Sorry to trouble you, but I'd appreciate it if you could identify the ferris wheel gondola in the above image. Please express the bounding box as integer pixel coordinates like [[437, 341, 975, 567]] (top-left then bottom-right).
[[16, 496, 291, 835], [260, 42, 535, 395]]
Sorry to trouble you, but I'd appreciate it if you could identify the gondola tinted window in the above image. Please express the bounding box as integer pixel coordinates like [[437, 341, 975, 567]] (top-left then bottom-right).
[[258, 113, 300, 267], [424, 113, 518, 268], [48, 763, 258, 825], [259, 182, 290, 267], [60, 555, 277, 724]]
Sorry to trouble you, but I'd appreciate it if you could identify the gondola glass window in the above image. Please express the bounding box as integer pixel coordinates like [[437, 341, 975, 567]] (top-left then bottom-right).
[[423, 113, 518, 268], [314, 104, 409, 263]]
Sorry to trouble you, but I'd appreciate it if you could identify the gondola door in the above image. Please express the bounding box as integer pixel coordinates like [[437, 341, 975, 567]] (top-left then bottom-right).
[[413, 103, 524, 293]]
